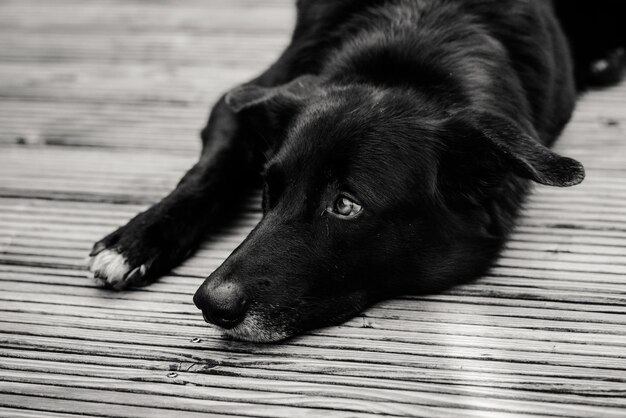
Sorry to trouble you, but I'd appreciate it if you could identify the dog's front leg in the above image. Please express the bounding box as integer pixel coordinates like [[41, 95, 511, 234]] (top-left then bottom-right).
[[87, 96, 259, 289]]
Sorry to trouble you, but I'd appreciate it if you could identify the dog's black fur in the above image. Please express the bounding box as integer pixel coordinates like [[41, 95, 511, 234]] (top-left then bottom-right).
[[88, 0, 625, 342]]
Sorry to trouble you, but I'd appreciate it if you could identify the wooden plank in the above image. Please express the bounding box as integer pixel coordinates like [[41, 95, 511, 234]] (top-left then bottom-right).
[[2, 319, 626, 374], [0, 408, 86, 418], [2, 330, 625, 387], [0, 0, 293, 36], [2, 310, 625, 360], [1, 346, 624, 397], [2, 370, 622, 418], [0, 394, 239, 418]]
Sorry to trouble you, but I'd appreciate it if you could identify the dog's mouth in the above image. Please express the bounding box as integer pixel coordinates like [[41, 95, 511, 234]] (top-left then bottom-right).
[[199, 291, 371, 343], [202, 309, 294, 343], [222, 316, 292, 343], [201, 310, 242, 330]]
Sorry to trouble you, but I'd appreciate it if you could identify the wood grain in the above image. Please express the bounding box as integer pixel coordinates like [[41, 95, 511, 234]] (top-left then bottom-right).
[[0, 0, 625, 417]]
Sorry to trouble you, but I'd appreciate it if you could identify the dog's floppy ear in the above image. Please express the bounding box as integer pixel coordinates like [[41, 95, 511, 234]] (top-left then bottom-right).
[[225, 74, 321, 114], [451, 111, 585, 187]]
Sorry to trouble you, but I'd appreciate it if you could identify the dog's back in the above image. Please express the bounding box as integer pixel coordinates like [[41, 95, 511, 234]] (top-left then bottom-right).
[[289, 0, 623, 134], [286, 0, 576, 146]]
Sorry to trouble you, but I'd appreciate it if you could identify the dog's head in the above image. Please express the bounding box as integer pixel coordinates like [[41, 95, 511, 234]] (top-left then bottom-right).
[[193, 75, 585, 342]]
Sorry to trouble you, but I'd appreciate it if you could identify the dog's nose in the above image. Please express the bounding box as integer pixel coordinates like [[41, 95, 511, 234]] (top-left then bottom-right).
[[193, 279, 249, 329]]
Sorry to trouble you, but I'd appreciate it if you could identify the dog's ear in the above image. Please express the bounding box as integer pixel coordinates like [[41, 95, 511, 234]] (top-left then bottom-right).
[[225, 74, 321, 114], [447, 111, 585, 187]]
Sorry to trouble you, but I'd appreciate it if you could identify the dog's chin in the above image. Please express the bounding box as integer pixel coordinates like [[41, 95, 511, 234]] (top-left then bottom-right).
[[216, 313, 294, 343]]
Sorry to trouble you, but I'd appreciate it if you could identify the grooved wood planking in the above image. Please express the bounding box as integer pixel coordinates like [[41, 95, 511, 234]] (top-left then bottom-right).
[[0, 1, 625, 417]]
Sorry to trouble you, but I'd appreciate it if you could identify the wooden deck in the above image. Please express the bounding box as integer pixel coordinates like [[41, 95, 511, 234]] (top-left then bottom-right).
[[1, 1, 625, 417]]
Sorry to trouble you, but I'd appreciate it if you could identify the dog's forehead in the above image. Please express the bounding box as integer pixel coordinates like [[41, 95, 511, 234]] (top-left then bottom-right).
[[282, 88, 414, 158], [272, 90, 441, 202]]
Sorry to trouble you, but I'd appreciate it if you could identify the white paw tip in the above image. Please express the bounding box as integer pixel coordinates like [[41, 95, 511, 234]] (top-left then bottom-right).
[[88, 249, 131, 286]]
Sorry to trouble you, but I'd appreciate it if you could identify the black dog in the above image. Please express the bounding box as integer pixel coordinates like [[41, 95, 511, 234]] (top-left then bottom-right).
[[88, 0, 625, 342]]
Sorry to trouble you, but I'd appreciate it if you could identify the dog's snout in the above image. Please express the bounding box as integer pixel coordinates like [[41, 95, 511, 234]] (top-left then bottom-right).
[[194, 279, 249, 329]]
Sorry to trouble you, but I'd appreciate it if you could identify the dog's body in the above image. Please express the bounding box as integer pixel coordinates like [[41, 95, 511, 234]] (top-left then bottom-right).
[[88, 0, 625, 342]]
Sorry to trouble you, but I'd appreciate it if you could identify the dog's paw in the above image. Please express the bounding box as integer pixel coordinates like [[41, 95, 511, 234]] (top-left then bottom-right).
[[87, 244, 150, 290], [86, 203, 200, 289], [86, 220, 159, 290]]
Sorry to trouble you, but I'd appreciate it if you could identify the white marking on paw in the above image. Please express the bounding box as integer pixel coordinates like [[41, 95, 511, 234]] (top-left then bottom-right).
[[88, 249, 131, 286]]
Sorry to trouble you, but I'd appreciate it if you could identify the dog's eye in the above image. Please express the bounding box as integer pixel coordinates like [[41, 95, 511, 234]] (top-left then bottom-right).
[[329, 195, 363, 219]]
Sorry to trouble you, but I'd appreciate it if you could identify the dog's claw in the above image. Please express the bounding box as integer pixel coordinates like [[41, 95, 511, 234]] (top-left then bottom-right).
[[125, 264, 146, 283], [89, 241, 107, 257]]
